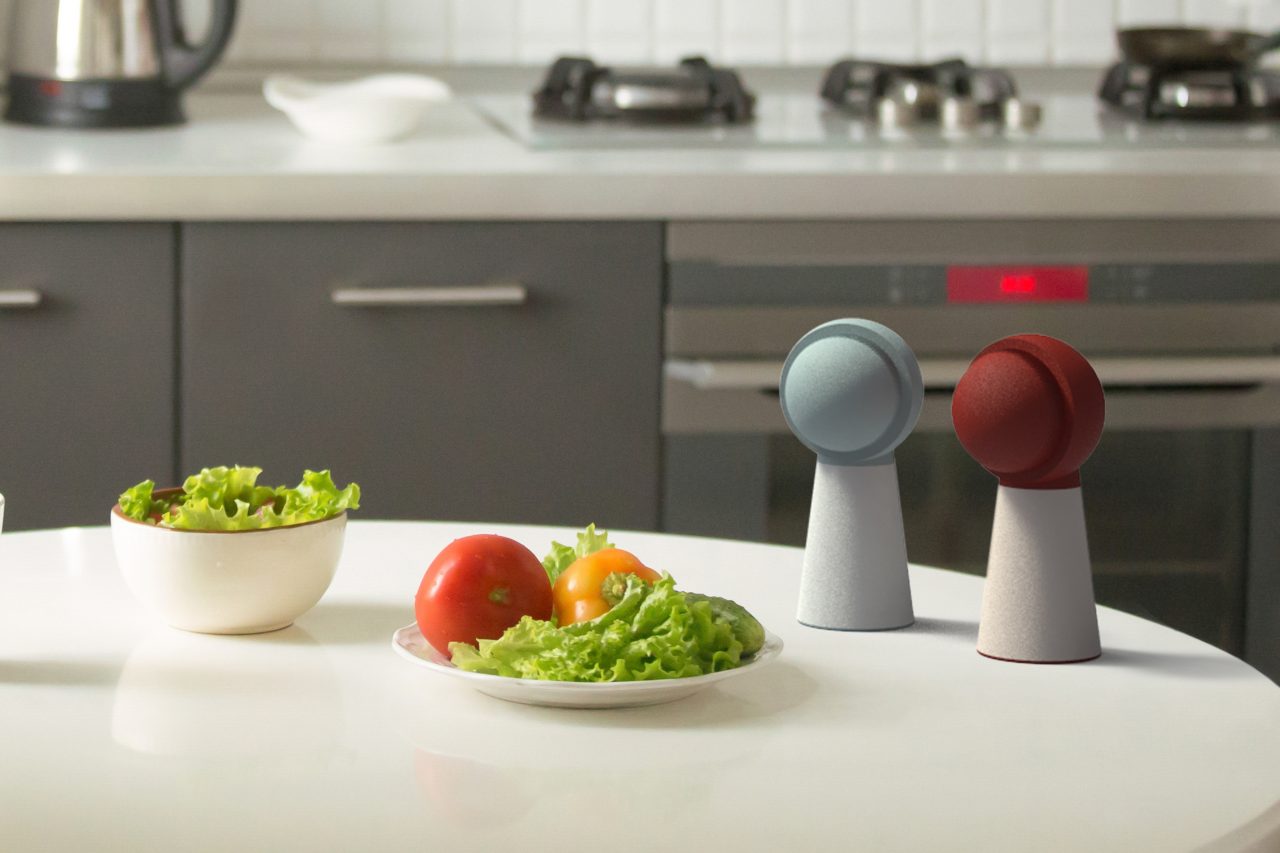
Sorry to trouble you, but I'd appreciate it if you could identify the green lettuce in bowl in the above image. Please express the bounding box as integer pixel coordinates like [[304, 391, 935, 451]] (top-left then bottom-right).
[[119, 466, 360, 531]]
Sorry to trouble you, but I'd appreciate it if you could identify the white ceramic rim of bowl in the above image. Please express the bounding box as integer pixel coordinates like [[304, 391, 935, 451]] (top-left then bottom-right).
[[391, 622, 784, 691]]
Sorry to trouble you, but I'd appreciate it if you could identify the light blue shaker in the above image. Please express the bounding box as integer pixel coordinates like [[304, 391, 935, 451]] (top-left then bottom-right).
[[780, 319, 924, 631]]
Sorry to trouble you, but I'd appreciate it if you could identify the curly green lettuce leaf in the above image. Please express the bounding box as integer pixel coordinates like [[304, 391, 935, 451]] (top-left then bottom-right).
[[541, 523, 615, 584], [180, 465, 276, 513], [118, 480, 161, 522], [276, 469, 361, 525], [450, 573, 747, 682], [165, 496, 275, 531]]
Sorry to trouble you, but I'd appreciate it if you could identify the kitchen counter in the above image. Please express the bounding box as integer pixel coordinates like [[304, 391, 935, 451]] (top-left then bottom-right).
[[4, 89, 1280, 220]]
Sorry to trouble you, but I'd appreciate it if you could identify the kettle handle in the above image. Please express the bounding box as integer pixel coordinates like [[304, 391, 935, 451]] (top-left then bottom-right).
[[155, 0, 239, 90]]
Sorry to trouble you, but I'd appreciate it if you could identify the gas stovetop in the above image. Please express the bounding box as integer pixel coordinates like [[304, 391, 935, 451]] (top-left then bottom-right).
[[475, 54, 1280, 150], [476, 92, 1280, 150]]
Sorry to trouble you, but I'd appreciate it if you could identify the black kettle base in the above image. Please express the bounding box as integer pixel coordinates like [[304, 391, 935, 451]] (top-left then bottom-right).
[[4, 74, 186, 128]]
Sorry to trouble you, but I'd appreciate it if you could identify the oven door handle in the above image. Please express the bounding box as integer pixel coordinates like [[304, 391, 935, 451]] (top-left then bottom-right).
[[664, 356, 1280, 392]]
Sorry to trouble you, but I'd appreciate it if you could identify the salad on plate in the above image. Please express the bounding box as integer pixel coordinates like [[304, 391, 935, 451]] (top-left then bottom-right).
[[412, 525, 772, 684]]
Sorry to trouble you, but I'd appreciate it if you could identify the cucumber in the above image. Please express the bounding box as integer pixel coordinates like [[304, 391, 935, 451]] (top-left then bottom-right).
[[686, 593, 766, 656]]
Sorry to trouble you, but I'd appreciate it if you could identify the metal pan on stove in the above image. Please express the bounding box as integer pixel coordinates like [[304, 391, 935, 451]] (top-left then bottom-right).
[[1117, 26, 1280, 67]]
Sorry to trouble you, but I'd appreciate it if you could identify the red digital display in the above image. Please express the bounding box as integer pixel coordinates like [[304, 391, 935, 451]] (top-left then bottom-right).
[[947, 266, 1089, 303]]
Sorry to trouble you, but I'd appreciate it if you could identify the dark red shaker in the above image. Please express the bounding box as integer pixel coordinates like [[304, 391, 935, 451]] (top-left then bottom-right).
[[952, 335, 1105, 663]]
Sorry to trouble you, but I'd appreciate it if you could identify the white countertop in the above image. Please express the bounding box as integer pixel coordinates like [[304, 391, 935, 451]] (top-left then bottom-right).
[[2, 520, 1279, 852], [4, 90, 1280, 220]]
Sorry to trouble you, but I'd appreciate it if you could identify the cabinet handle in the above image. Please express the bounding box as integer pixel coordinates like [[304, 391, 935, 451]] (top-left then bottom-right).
[[331, 284, 527, 308], [0, 289, 43, 309]]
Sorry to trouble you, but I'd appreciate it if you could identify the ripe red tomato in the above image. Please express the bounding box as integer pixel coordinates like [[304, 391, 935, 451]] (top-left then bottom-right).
[[415, 534, 552, 655]]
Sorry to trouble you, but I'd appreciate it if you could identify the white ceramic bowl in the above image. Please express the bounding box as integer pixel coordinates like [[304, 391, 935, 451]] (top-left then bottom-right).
[[110, 490, 347, 634], [263, 73, 452, 143]]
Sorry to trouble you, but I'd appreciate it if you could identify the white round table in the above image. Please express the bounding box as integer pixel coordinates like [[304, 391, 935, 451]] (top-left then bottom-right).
[[2, 521, 1278, 853]]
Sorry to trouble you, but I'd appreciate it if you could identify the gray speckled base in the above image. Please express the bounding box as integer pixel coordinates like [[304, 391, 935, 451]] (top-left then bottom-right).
[[796, 460, 914, 631], [977, 485, 1101, 663]]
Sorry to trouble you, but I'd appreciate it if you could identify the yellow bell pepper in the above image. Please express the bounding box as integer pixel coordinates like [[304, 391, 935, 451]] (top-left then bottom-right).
[[552, 548, 661, 625]]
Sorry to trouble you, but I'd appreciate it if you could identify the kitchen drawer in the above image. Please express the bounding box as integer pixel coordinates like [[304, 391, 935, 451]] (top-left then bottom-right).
[[0, 224, 175, 530], [180, 222, 663, 528]]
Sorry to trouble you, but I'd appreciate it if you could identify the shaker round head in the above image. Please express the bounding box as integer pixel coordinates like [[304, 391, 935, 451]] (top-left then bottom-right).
[[779, 319, 924, 465], [951, 334, 1105, 489]]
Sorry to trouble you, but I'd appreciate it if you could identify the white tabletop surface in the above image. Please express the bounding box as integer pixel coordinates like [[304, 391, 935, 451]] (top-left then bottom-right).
[[2, 520, 1279, 853], [4, 93, 1280, 220]]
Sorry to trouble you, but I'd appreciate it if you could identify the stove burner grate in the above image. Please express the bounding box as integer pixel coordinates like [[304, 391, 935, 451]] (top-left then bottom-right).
[[533, 55, 755, 124], [819, 57, 1018, 120], [1099, 60, 1280, 120]]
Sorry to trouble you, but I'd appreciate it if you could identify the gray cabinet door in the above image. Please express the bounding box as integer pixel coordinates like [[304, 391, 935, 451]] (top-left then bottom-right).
[[181, 222, 662, 529], [0, 224, 175, 530]]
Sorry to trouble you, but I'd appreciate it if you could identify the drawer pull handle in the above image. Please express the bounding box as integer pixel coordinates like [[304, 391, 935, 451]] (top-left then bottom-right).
[[0, 289, 43, 309], [331, 284, 527, 308]]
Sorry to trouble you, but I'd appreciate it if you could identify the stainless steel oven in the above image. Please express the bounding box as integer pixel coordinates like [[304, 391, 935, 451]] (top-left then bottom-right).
[[660, 220, 1280, 680]]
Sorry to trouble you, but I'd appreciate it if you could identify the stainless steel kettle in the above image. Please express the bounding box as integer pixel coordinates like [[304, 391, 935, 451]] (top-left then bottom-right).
[[5, 0, 238, 127]]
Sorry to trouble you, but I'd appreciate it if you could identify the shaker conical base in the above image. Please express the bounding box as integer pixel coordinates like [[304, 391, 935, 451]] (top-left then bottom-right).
[[796, 460, 914, 631], [977, 485, 1101, 663]]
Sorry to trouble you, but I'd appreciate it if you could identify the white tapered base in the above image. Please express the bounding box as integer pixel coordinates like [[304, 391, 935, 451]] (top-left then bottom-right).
[[797, 461, 914, 631], [977, 485, 1101, 663]]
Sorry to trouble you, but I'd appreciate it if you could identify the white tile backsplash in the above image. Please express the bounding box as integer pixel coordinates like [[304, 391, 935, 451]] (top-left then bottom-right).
[[452, 0, 519, 62], [585, 0, 654, 62], [316, 0, 381, 62], [855, 0, 919, 34], [241, 0, 314, 63], [517, 0, 586, 62], [852, 0, 918, 60], [1051, 0, 1116, 64], [653, 0, 720, 62], [923, 0, 984, 35], [1248, 0, 1280, 29], [722, 0, 787, 64], [786, 0, 853, 62], [1116, 0, 1182, 25], [921, 0, 984, 61], [1053, 0, 1116, 36], [384, 0, 449, 63], [7, 0, 1276, 72], [987, 0, 1051, 64], [1182, 0, 1250, 26], [990, 0, 1051, 34]]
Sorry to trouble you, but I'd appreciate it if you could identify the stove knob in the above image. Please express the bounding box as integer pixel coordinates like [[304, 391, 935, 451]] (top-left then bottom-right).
[[1002, 98, 1043, 132], [941, 96, 981, 132], [876, 96, 919, 129]]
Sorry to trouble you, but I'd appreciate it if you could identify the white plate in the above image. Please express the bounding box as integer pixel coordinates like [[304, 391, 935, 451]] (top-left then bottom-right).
[[391, 622, 783, 709]]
